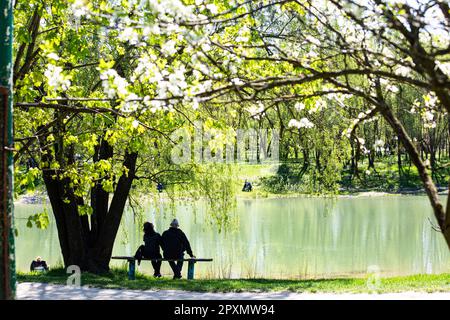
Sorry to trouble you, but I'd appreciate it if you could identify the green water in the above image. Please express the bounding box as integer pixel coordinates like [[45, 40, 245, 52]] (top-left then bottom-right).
[[13, 195, 450, 279]]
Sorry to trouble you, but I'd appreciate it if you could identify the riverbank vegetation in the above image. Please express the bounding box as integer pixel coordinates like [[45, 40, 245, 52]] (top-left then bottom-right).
[[17, 269, 450, 293]]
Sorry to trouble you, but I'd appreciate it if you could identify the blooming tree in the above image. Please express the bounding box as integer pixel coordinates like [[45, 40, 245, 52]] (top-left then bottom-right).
[[13, 0, 450, 271]]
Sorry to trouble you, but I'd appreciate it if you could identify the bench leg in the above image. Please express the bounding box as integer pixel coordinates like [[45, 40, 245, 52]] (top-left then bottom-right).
[[128, 259, 136, 280], [187, 261, 195, 280]]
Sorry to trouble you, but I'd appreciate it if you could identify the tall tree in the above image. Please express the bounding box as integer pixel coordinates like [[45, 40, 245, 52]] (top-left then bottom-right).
[[0, 0, 16, 300]]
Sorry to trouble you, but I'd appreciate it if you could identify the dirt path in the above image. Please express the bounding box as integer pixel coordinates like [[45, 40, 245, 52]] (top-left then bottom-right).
[[16, 282, 450, 300]]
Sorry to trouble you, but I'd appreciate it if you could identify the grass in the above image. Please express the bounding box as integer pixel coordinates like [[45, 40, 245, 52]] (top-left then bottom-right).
[[235, 157, 450, 197], [17, 268, 450, 293]]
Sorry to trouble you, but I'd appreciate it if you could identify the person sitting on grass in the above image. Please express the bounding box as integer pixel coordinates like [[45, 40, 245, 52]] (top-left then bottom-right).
[[30, 256, 49, 272], [134, 222, 162, 278], [242, 180, 253, 192], [161, 219, 195, 279]]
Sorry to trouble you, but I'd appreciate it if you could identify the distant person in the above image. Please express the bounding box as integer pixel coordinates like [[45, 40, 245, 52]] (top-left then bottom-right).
[[30, 256, 49, 272], [157, 182, 164, 193], [134, 222, 162, 277], [242, 180, 252, 192], [161, 219, 195, 279]]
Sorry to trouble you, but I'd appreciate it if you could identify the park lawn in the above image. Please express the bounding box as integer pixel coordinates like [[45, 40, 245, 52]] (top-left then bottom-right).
[[17, 269, 450, 293]]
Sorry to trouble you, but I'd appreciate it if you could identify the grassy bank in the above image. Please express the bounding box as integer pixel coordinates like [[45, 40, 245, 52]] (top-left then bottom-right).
[[17, 269, 450, 293]]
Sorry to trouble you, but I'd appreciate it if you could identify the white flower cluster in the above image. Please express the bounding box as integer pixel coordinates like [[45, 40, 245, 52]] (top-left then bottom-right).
[[147, 0, 196, 22], [342, 106, 377, 139], [157, 66, 188, 98], [132, 54, 159, 81], [436, 61, 450, 78], [161, 39, 178, 56], [44, 64, 71, 91], [394, 65, 412, 77], [328, 92, 352, 106], [410, 93, 439, 129], [377, 78, 399, 94], [71, 0, 91, 18], [423, 110, 435, 128], [288, 118, 314, 129], [294, 102, 305, 111], [118, 27, 140, 45], [191, 79, 213, 96], [309, 99, 326, 114], [142, 97, 173, 113], [235, 26, 251, 43], [354, 137, 370, 154], [100, 69, 130, 99], [231, 78, 244, 86], [123, 94, 140, 113], [246, 103, 265, 119], [304, 35, 321, 47]]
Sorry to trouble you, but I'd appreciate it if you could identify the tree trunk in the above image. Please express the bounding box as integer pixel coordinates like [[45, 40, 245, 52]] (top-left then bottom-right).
[[87, 151, 138, 273], [38, 124, 139, 272], [379, 102, 450, 249]]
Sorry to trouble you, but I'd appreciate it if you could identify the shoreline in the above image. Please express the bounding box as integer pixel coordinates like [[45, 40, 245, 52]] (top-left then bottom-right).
[[15, 188, 448, 205]]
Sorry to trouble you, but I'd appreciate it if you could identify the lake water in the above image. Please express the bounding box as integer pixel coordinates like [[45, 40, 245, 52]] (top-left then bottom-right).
[[13, 195, 450, 279]]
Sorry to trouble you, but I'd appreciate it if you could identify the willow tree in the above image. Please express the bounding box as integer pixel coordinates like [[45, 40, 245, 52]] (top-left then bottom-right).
[[12, 0, 239, 272], [175, 0, 450, 248]]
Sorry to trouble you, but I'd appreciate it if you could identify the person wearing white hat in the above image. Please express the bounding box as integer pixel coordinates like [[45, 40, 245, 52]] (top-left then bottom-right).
[[161, 218, 195, 279], [30, 256, 49, 272]]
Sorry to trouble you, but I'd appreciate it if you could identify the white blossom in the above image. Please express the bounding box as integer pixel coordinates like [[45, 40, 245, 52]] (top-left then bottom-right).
[[394, 65, 411, 77], [206, 3, 218, 14], [386, 84, 399, 93], [246, 103, 265, 119], [122, 93, 140, 113], [309, 99, 326, 113], [47, 53, 60, 61], [305, 35, 321, 47], [100, 68, 130, 98], [436, 61, 450, 77], [72, 0, 90, 17], [231, 78, 244, 86], [44, 64, 71, 91], [161, 39, 178, 56], [424, 111, 434, 122], [295, 102, 305, 111], [118, 27, 140, 45], [192, 99, 200, 110], [288, 118, 314, 129]]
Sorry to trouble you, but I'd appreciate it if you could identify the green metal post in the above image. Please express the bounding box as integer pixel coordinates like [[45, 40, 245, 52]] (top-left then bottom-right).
[[128, 259, 136, 280], [187, 260, 195, 280], [0, 0, 16, 300]]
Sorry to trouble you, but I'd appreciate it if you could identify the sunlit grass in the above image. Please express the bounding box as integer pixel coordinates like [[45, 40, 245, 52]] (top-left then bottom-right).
[[17, 268, 450, 293]]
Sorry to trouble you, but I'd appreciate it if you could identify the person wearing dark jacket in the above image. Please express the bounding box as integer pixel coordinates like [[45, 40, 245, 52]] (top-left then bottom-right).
[[161, 219, 195, 279], [134, 222, 162, 277], [30, 256, 49, 272]]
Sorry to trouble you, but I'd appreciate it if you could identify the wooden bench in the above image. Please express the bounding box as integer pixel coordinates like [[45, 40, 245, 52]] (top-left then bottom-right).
[[111, 256, 213, 280]]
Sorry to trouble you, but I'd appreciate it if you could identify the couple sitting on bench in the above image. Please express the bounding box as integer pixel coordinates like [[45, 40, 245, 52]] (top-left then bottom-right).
[[134, 219, 195, 279]]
